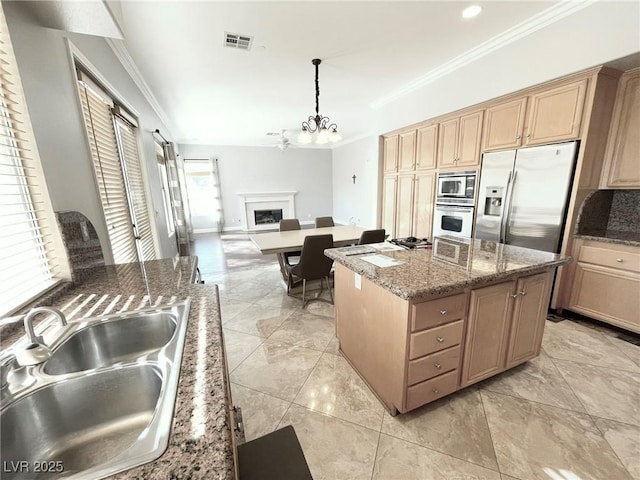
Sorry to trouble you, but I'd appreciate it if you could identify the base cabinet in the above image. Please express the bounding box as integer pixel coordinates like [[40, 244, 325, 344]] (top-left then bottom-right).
[[335, 265, 555, 414]]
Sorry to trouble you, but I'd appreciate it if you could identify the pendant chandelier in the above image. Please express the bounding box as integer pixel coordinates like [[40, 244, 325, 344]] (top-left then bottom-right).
[[297, 59, 341, 145]]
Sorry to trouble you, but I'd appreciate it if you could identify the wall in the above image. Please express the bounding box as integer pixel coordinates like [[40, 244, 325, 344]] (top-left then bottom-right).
[[3, 1, 178, 262], [177, 144, 333, 230], [331, 136, 379, 228]]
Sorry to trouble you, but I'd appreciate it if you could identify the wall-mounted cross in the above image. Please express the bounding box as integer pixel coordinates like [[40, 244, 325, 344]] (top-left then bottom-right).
[[352, 174, 357, 184]]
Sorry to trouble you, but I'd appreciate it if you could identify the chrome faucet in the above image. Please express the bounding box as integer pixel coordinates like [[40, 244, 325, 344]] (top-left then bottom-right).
[[15, 307, 68, 366]]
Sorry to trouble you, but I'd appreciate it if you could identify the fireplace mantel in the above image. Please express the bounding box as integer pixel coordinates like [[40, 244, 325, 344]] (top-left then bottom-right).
[[238, 191, 297, 231]]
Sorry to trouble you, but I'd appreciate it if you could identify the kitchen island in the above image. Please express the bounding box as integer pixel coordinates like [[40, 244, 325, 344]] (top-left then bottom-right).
[[0, 257, 235, 480], [324, 236, 571, 415]]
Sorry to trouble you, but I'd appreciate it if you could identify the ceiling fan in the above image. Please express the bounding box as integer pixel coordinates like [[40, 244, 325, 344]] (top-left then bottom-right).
[[265, 129, 297, 151]]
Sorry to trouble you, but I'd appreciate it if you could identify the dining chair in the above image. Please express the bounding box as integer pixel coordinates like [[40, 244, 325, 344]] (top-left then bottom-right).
[[279, 219, 301, 266], [358, 229, 386, 245], [314, 216, 334, 228], [285, 234, 334, 308]]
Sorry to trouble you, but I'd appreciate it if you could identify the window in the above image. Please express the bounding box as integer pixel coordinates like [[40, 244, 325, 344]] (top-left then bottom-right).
[[76, 70, 156, 263], [155, 142, 175, 237], [0, 5, 69, 316]]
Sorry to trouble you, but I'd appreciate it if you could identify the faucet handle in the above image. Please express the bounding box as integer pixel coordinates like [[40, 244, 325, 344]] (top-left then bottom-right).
[[0, 354, 18, 389]]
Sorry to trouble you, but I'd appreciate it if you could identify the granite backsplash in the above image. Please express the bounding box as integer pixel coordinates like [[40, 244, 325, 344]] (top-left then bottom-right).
[[576, 189, 640, 241]]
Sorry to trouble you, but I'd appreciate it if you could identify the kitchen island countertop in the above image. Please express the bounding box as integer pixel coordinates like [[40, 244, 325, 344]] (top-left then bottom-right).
[[0, 257, 235, 480]]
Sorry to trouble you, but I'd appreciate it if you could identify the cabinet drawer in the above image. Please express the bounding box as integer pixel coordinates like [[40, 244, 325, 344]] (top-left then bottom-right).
[[408, 345, 461, 386], [409, 320, 464, 359], [405, 369, 458, 411], [578, 245, 640, 273], [411, 293, 466, 332]]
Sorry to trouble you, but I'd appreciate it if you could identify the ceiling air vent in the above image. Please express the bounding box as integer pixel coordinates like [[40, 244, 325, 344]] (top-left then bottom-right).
[[224, 32, 253, 51]]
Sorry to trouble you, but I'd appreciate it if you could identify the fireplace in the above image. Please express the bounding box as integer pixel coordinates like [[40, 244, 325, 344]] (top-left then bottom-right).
[[254, 209, 283, 225]]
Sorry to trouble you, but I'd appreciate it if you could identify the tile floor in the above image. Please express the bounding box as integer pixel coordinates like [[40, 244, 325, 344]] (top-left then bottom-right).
[[197, 233, 640, 480]]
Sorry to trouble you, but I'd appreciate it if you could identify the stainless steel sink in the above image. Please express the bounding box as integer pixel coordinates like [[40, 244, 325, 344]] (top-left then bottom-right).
[[0, 300, 190, 479], [44, 312, 177, 375]]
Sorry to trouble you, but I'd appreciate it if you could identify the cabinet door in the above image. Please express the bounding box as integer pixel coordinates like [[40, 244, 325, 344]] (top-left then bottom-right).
[[416, 124, 438, 170], [381, 176, 397, 238], [505, 271, 552, 368], [383, 136, 399, 174], [396, 174, 415, 238], [569, 262, 640, 333], [525, 79, 587, 145], [412, 172, 435, 239], [483, 98, 527, 151], [437, 117, 459, 168], [398, 131, 417, 172], [457, 110, 483, 167], [601, 69, 640, 187], [460, 281, 515, 387]]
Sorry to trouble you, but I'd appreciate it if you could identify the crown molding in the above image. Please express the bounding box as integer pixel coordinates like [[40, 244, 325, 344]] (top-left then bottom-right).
[[371, 0, 598, 109], [106, 38, 178, 138]]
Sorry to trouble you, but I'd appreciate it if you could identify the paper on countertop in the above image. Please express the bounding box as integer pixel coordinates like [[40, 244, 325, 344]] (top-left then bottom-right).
[[369, 242, 404, 252], [359, 254, 404, 267]]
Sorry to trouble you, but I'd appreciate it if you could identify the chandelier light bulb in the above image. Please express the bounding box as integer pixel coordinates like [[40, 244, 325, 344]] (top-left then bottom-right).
[[328, 129, 341, 143], [297, 128, 313, 144], [316, 127, 330, 144]]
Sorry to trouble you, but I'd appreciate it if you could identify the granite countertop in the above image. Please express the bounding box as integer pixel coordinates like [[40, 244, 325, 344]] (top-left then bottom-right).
[[574, 231, 640, 247], [325, 237, 571, 302], [0, 257, 235, 480]]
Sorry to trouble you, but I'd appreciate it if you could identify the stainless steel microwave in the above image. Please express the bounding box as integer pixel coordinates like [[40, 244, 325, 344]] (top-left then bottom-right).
[[436, 170, 477, 206]]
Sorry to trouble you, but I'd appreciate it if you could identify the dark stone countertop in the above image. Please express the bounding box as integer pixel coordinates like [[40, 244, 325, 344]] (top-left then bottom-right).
[[325, 237, 571, 302], [574, 231, 640, 247], [0, 257, 235, 480]]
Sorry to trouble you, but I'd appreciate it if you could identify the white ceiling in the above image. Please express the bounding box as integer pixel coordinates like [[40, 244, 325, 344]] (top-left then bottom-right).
[[112, 1, 565, 147]]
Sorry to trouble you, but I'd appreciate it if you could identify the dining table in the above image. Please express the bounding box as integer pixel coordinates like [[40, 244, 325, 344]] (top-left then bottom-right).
[[249, 225, 367, 281]]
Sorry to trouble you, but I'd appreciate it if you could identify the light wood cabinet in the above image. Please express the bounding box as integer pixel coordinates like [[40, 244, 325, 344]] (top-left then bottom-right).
[[416, 124, 438, 170], [398, 131, 417, 172], [383, 136, 399, 174], [395, 174, 415, 238], [437, 111, 483, 168], [600, 68, 640, 188], [411, 172, 436, 240], [381, 176, 397, 238], [568, 240, 640, 333], [482, 79, 587, 152]]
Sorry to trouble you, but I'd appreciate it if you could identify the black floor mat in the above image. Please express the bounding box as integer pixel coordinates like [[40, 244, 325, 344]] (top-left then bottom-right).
[[238, 425, 313, 480]]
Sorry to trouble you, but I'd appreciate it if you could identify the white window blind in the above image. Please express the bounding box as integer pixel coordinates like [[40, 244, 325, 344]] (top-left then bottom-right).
[[0, 4, 67, 316]]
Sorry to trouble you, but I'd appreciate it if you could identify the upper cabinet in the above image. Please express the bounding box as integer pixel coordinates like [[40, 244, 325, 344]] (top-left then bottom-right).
[[483, 79, 587, 151], [398, 131, 417, 172], [416, 124, 438, 170], [600, 68, 640, 188], [437, 110, 483, 168], [383, 135, 399, 174]]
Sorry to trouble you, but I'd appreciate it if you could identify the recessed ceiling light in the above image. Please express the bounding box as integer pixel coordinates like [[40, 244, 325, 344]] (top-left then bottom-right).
[[462, 5, 482, 19]]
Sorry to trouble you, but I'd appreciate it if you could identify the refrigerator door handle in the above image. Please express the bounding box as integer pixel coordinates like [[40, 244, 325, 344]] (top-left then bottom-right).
[[503, 170, 518, 243], [499, 171, 512, 243]]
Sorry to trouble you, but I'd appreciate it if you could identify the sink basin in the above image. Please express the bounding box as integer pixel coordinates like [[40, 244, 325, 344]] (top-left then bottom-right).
[[44, 312, 178, 375], [0, 300, 191, 479], [1, 365, 162, 480]]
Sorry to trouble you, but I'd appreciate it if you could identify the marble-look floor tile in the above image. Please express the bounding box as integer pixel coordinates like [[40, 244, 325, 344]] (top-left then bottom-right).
[[253, 289, 301, 309], [303, 298, 335, 317], [594, 418, 640, 479], [219, 301, 253, 323], [222, 282, 278, 303], [230, 340, 321, 401], [324, 336, 340, 356], [278, 404, 379, 480], [222, 305, 295, 338], [479, 350, 585, 412], [372, 434, 501, 480], [554, 359, 640, 426], [542, 320, 639, 372], [500, 475, 522, 480], [230, 383, 290, 442], [481, 390, 632, 480], [605, 335, 640, 368], [294, 353, 384, 431], [222, 329, 263, 372], [269, 310, 335, 351], [381, 388, 498, 470]]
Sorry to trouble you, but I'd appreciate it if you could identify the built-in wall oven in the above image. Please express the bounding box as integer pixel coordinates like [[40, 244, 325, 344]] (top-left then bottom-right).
[[433, 170, 477, 239]]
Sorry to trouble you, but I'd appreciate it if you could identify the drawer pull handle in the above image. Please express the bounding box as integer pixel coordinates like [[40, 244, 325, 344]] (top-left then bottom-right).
[[440, 310, 447, 315], [519, 291, 526, 296], [434, 363, 442, 369], [432, 388, 439, 394], [436, 336, 445, 343], [616, 258, 623, 262]]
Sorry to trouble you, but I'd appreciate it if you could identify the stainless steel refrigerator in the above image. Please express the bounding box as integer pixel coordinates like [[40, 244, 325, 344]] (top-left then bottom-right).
[[475, 141, 578, 253]]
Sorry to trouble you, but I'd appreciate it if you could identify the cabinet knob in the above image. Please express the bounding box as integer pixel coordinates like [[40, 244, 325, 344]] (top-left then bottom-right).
[[616, 258, 623, 262], [516, 135, 521, 140], [434, 363, 442, 369], [436, 336, 445, 343], [510, 293, 519, 298], [439, 310, 447, 315], [519, 291, 526, 296], [526, 133, 531, 138], [432, 388, 439, 394]]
